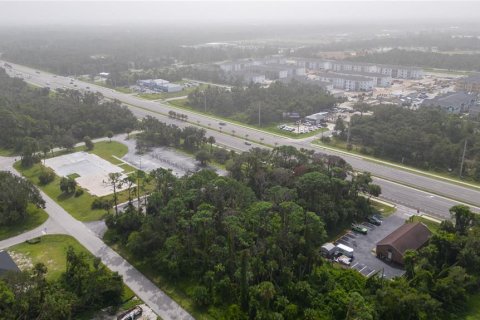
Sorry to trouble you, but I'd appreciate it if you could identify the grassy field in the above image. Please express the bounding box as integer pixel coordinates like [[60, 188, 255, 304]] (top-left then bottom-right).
[[15, 141, 147, 221], [370, 199, 396, 217], [14, 161, 106, 221], [115, 87, 134, 94], [0, 204, 48, 241], [0, 148, 15, 156], [137, 84, 206, 101], [410, 215, 441, 233], [9, 234, 94, 280]]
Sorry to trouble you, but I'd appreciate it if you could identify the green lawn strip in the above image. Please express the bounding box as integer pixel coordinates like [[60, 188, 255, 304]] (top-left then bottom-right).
[[115, 87, 134, 94], [0, 204, 48, 241], [136, 84, 206, 101], [312, 139, 480, 191], [410, 215, 441, 233], [0, 148, 15, 156], [463, 293, 480, 320], [8, 234, 94, 281], [109, 243, 223, 320], [370, 198, 396, 217], [167, 99, 325, 140], [14, 162, 106, 221], [83, 141, 129, 164]]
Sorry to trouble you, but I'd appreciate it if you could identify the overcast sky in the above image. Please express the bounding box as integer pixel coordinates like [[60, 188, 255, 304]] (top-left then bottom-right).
[[0, 1, 479, 27]]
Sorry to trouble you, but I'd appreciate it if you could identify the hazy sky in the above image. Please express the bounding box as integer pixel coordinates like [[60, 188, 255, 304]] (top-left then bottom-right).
[[1, 1, 479, 27]]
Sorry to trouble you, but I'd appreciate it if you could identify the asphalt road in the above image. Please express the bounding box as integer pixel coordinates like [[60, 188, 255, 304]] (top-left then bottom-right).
[[3, 60, 480, 218], [0, 156, 194, 320]]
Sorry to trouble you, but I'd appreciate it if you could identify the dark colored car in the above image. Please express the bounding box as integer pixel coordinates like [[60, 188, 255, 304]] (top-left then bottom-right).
[[367, 216, 382, 226]]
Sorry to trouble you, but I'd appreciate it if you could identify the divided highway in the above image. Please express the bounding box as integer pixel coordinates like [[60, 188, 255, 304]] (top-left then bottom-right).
[[3, 60, 480, 219]]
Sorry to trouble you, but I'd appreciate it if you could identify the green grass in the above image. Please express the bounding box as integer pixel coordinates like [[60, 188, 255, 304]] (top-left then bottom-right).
[[0, 148, 15, 156], [14, 162, 106, 221], [80, 141, 128, 164], [0, 204, 48, 241], [67, 173, 80, 179], [410, 215, 441, 233], [463, 293, 480, 320], [8, 234, 94, 281], [137, 84, 206, 101], [370, 199, 396, 217], [115, 87, 134, 94]]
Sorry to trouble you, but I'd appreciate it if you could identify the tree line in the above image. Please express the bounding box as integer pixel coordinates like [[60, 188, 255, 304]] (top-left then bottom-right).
[[187, 81, 338, 126], [333, 104, 480, 180], [0, 171, 45, 227], [105, 144, 383, 319], [0, 247, 124, 319], [0, 67, 137, 164], [352, 48, 480, 71]]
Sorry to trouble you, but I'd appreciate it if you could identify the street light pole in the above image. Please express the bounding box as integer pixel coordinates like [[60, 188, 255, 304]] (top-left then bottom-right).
[[204, 92, 207, 113], [258, 103, 261, 127]]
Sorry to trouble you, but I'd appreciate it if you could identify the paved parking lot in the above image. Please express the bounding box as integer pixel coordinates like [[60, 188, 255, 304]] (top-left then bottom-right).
[[334, 211, 409, 279]]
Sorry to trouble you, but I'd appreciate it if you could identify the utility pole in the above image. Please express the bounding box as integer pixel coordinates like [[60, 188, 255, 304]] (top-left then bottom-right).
[[346, 121, 352, 145], [258, 103, 261, 127], [204, 92, 207, 113], [460, 139, 467, 178]]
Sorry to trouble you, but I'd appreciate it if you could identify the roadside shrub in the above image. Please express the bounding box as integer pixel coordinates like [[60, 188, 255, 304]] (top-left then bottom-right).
[[320, 136, 331, 143], [74, 188, 84, 197], [91, 198, 113, 210], [213, 148, 230, 164], [38, 169, 55, 185]]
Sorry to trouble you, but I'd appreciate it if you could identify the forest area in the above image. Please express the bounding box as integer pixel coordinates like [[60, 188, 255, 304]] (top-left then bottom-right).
[[104, 142, 480, 319], [187, 81, 339, 126], [332, 105, 480, 181], [0, 68, 137, 162], [351, 49, 480, 71]]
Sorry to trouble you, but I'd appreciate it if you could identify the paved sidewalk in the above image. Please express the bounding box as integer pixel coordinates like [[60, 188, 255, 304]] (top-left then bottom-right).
[[0, 155, 194, 320], [0, 218, 67, 250]]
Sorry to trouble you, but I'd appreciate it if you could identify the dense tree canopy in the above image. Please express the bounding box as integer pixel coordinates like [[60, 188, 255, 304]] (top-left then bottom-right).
[[105, 145, 382, 318], [188, 81, 338, 125], [352, 48, 480, 71], [0, 68, 137, 154], [0, 171, 45, 226], [0, 248, 123, 319], [335, 105, 480, 180]]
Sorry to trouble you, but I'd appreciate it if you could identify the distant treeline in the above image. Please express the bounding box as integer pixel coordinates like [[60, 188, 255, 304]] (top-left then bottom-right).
[[336, 105, 480, 180], [187, 81, 339, 125], [0, 27, 276, 77], [0, 68, 137, 154], [351, 49, 480, 71]]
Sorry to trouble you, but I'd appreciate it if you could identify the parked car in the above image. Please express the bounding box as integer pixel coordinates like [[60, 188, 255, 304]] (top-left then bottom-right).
[[367, 216, 382, 226], [373, 213, 384, 221], [335, 255, 352, 266], [351, 223, 368, 235], [244, 141, 251, 146], [219, 122, 226, 126]]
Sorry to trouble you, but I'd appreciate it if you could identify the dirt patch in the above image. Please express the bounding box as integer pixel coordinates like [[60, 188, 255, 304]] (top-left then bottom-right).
[[9, 251, 33, 271]]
